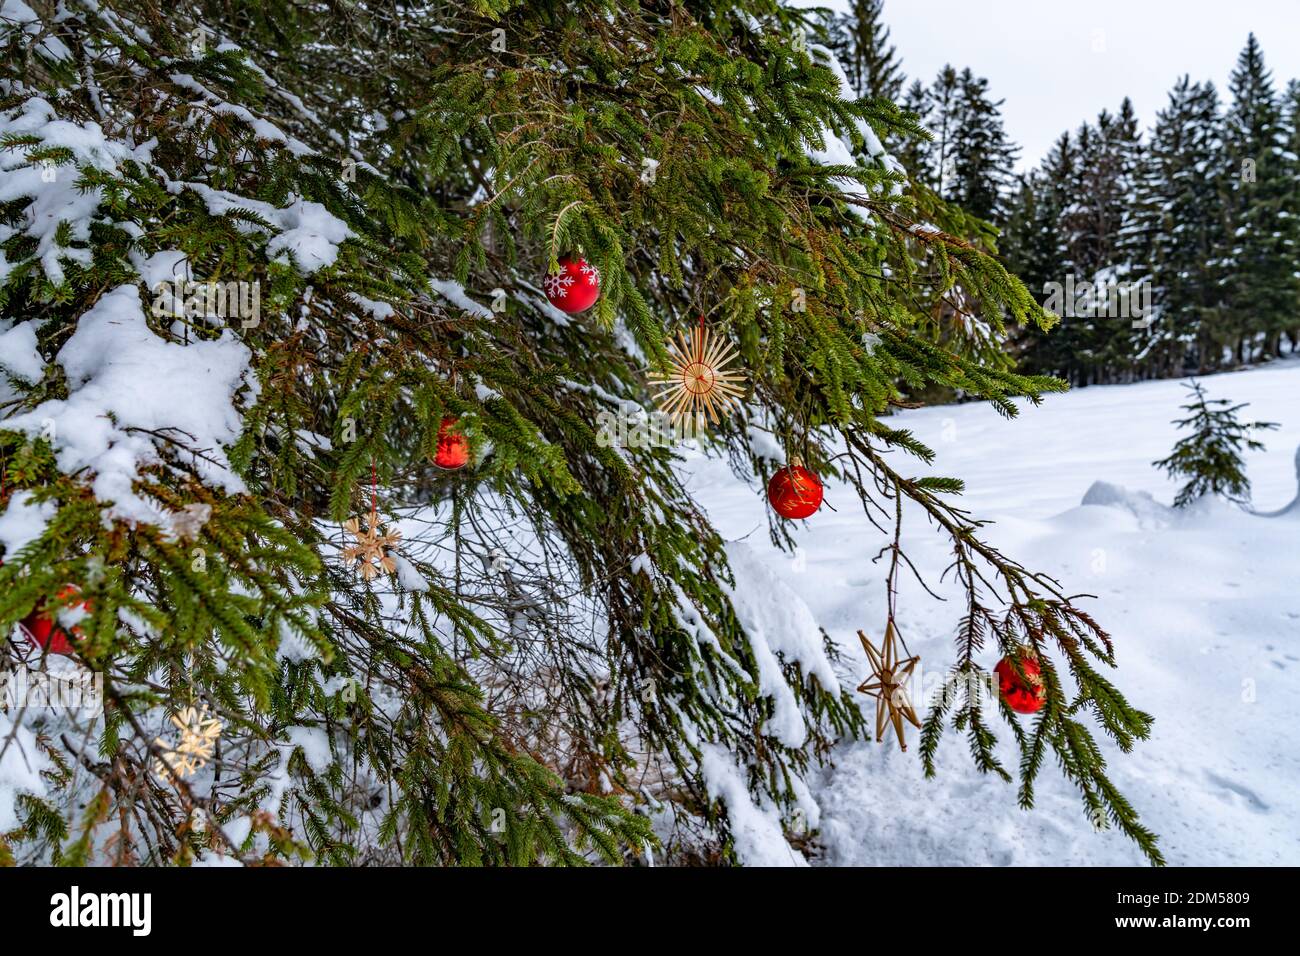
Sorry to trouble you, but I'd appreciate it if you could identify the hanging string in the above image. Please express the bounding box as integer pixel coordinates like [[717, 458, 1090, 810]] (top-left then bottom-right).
[[370, 459, 378, 519], [888, 480, 915, 660]]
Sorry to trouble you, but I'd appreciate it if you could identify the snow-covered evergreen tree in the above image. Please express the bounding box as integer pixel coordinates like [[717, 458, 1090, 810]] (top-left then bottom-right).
[[1223, 34, 1300, 362], [826, 0, 905, 104], [887, 64, 1021, 373], [1279, 78, 1300, 353], [1132, 78, 1233, 375], [901, 65, 1016, 224], [947, 69, 1019, 226], [1008, 132, 1091, 381]]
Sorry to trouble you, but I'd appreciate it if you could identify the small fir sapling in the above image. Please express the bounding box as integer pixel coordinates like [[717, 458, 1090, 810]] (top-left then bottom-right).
[[1153, 379, 1278, 507]]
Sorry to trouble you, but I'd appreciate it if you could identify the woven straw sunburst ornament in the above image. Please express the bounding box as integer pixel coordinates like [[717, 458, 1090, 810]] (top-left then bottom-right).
[[648, 318, 747, 430]]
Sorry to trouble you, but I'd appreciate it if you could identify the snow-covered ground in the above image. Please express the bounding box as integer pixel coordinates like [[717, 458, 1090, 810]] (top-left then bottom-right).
[[682, 359, 1300, 866]]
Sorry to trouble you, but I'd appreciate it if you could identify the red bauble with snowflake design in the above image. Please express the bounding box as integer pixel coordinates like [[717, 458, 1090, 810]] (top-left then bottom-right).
[[995, 650, 1047, 714], [767, 461, 824, 519], [543, 256, 600, 314], [433, 416, 470, 470], [21, 586, 91, 657]]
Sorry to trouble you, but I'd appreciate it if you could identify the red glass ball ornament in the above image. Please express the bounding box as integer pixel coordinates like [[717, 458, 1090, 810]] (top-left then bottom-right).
[[542, 256, 600, 314], [767, 462, 824, 519], [433, 417, 470, 470], [21, 586, 90, 657], [995, 651, 1047, 714]]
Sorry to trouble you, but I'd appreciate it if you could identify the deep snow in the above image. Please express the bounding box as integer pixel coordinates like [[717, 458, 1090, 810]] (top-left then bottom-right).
[[682, 359, 1300, 865]]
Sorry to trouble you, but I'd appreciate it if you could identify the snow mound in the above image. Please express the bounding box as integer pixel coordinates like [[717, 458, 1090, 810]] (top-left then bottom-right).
[[1081, 480, 1174, 528], [5, 284, 253, 530]]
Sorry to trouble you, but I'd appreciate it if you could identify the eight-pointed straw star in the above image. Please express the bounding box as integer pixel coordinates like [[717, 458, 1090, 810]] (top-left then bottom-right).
[[153, 705, 224, 782], [342, 510, 402, 580], [648, 321, 747, 432], [856, 624, 922, 751]]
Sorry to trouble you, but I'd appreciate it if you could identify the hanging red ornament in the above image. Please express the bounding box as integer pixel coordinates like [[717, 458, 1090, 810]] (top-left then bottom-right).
[[433, 416, 470, 470], [995, 650, 1047, 714], [767, 459, 824, 519], [20, 586, 90, 657], [542, 256, 600, 314]]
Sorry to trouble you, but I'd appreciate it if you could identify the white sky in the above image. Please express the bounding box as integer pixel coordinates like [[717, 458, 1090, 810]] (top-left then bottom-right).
[[809, 0, 1300, 170]]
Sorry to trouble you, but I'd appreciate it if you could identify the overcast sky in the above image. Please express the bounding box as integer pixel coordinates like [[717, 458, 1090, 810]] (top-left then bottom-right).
[[812, 0, 1300, 170]]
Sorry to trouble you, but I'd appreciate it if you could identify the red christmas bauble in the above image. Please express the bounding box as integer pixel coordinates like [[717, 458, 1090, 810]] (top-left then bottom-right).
[[433, 417, 470, 470], [542, 256, 600, 314], [767, 463, 824, 519], [21, 586, 90, 657], [995, 652, 1046, 714]]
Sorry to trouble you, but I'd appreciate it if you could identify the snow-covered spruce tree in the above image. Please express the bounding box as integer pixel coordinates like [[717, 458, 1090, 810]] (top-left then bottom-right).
[[1004, 133, 1078, 379], [1224, 34, 1300, 363], [1, 0, 1160, 865], [1131, 78, 1233, 376], [1286, 79, 1300, 354], [824, 0, 905, 105], [814, 12, 1007, 378], [903, 65, 1019, 229], [1153, 381, 1277, 508], [1051, 108, 1144, 386], [1011, 102, 1150, 387], [945, 71, 1019, 229], [888, 64, 1020, 379]]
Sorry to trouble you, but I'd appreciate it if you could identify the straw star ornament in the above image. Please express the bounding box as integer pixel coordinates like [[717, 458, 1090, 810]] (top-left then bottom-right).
[[343, 510, 401, 581], [153, 706, 224, 782], [856, 623, 922, 752], [648, 319, 747, 430]]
